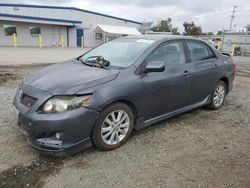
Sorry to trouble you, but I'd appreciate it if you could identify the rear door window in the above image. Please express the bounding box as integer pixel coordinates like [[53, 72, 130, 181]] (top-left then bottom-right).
[[186, 41, 216, 62]]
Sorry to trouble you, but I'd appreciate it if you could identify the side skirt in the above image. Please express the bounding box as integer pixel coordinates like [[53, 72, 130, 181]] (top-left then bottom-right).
[[134, 96, 211, 130]]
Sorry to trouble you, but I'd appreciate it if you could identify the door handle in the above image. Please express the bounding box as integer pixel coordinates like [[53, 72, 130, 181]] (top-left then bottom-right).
[[183, 70, 191, 76], [213, 64, 219, 69]]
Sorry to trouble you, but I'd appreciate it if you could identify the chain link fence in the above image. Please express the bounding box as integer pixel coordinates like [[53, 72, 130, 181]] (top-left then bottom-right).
[[221, 33, 250, 56], [197, 32, 250, 57]]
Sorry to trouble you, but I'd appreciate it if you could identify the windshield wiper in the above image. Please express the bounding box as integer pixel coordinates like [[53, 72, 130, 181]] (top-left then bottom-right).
[[76, 57, 95, 67], [85, 56, 110, 70]]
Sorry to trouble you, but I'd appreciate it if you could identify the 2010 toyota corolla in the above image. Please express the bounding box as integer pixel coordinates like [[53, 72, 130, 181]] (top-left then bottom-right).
[[13, 35, 235, 157]]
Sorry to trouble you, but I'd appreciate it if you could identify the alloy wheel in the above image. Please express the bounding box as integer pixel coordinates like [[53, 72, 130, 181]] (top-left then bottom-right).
[[101, 110, 130, 145], [213, 84, 225, 107]]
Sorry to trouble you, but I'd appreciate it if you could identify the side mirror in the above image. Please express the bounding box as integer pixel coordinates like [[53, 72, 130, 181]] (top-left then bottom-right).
[[144, 61, 165, 73]]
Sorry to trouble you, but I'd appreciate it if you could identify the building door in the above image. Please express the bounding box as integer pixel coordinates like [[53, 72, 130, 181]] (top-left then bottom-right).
[[76, 29, 84, 47]]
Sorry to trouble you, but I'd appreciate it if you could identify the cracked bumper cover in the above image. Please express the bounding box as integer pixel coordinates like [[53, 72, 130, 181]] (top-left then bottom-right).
[[14, 87, 99, 157], [17, 107, 98, 157]]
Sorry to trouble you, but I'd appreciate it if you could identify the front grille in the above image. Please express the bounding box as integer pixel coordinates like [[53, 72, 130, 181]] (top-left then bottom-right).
[[20, 93, 38, 108]]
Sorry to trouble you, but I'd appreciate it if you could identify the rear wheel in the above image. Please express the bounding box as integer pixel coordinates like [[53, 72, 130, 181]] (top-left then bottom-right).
[[91, 103, 134, 150], [207, 81, 226, 110]]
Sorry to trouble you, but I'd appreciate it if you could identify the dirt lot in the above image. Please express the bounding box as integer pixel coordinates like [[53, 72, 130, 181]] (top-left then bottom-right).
[[0, 58, 249, 188]]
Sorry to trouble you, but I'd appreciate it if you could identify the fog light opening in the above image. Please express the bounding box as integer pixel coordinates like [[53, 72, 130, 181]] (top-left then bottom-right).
[[55, 132, 62, 140]]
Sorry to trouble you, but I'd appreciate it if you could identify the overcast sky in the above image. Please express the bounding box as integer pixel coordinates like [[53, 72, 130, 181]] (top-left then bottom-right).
[[2, 0, 250, 33]]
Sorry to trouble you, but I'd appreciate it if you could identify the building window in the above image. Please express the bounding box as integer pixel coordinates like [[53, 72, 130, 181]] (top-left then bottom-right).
[[95, 33, 103, 40], [3, 25, 17, 36], [30, 27, 41, 36]]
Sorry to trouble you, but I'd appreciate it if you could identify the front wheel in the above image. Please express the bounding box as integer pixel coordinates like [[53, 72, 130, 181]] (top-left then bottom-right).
[[91, 103, 134, 151], [207, 81, 226, 110]]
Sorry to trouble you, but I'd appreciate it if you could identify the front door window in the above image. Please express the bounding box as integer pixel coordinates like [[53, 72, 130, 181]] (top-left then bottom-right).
[[147, 41, 186, 66]]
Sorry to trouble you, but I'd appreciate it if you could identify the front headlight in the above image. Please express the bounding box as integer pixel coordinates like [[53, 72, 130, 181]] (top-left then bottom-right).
[[41, 95, 91, 113]]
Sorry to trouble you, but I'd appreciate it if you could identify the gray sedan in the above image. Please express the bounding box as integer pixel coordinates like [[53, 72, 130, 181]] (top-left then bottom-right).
[[13, 35, 235, 157]]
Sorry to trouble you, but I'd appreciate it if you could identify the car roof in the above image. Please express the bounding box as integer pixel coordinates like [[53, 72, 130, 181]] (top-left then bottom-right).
[[123, 34, 196, 41]]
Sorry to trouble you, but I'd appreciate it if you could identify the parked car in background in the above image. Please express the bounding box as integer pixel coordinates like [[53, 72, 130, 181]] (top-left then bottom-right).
[[13, 35, 235, 157]]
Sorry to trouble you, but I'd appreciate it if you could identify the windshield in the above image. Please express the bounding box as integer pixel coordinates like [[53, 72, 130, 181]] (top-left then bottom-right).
[[80, 38, 155, 68]]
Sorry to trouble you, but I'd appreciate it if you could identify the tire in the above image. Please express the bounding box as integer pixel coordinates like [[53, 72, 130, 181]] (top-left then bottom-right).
[[91, 102, 134, 151], [207, 81, 227, 110]]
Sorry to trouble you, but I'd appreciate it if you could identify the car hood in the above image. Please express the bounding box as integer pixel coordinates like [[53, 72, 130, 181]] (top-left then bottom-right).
[[22, 60, 120, 95]]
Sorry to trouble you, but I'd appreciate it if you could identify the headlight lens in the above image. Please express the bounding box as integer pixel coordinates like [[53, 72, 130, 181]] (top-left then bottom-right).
[[42, 95, 91, 113]]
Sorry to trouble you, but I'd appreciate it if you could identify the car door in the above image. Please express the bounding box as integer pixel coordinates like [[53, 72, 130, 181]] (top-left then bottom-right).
[[139, 40, 192, 120], [185, 40, 222, 105]]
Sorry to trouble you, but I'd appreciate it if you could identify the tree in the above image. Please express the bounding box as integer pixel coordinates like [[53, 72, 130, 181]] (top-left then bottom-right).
[[246, 25, 250, 31], [172, 27, 180, 35], [202, 32, 214, 36], [207, 32, 214, 35], [152, 19, 171, 32], [152, 18, 180, 35], [217, 31, 223, 35], [183, 21, 203, 36]]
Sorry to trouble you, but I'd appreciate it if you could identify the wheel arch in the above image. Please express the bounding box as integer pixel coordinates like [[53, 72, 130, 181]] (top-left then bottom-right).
[[100, 99, 139, 123], [219, 77, 229, 93]]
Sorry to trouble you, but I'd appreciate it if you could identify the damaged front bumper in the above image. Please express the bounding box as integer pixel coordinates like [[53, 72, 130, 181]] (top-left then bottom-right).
[[13, 85, 98, 157]]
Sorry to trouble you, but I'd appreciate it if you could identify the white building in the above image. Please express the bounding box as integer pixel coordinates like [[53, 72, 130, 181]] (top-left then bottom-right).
[[0, 3, 142, 47]]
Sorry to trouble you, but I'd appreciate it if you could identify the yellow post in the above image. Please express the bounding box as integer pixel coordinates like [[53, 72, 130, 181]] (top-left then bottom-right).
[[13, 33, 17, 48], [106, 37, 109, 42], [81, 36, 84, 48], [216, 41, 221, 51], [39, 34, 42, 48], [231, 43, 236, 56], [61, 35, 64, 48]]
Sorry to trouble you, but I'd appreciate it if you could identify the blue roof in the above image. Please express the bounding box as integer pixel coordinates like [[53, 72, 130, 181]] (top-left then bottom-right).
[[0, 13, 82, 25], [0, 3, 143, 25]]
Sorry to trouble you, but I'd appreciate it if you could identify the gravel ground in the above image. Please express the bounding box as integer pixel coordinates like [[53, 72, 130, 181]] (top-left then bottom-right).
[[0, 59, 249, 188]]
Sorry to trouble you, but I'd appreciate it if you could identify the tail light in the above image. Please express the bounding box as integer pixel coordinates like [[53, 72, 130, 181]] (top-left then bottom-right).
[[232, 62, 236, 71]]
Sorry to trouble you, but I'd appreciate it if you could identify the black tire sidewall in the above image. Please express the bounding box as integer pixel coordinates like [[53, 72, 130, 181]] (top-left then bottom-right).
[[91, 103, 134, 151]]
